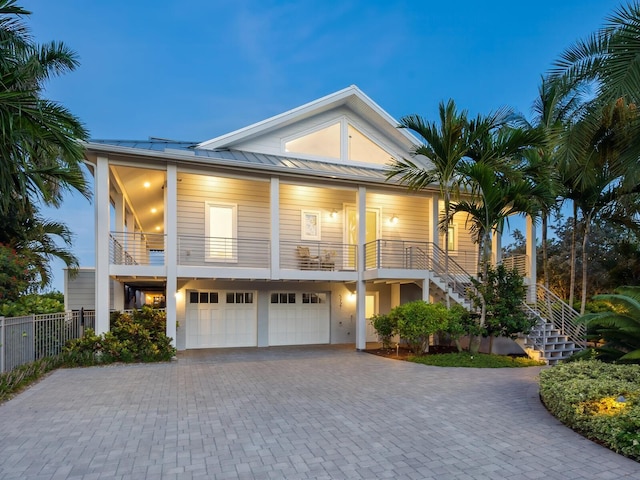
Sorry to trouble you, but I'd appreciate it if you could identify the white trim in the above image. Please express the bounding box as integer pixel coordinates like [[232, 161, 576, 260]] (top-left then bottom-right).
[[301, 209, 321, 240], [197, 85, 420, 150]]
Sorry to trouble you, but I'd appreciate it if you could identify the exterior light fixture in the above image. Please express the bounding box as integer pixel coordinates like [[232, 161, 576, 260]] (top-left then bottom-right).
[[330, 209, 337, 219], [390, 214, 399, 224], [151, 208, 157, 214], [143, 181, 151, 188], [155, 226, 161, 231]]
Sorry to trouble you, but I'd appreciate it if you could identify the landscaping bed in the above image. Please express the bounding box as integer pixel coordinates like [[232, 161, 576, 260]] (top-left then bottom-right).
[[539, 361, 640, 461], [366, 345, 544, 367]]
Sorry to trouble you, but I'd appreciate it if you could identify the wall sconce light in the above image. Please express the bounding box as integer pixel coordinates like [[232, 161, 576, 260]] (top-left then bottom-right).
[[390, 214, 399, 224], [330, 209, 337, 219]]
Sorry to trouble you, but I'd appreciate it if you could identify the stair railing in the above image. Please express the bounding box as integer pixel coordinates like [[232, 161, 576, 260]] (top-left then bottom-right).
[[424, 243, 477, 309], [533, 284, 586, 349]]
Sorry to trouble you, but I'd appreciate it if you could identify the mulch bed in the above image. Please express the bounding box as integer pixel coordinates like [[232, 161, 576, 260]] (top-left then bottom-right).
[[365, 345, 458, 361]]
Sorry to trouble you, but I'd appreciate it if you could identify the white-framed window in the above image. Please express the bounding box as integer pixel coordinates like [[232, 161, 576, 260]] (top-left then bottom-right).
[[271, 293, 296, 304], [205, 202, 237, 262], [447, 224, 458, 252]]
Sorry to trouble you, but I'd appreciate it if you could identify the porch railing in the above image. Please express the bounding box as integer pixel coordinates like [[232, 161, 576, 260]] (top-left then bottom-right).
[[501, 254, 528, 276], [110, 231, 165, 266], [364, 239, 477, 304], [0, 310, 95, 373], [178, 235, 270, 268], [280, 240, 357, 271]]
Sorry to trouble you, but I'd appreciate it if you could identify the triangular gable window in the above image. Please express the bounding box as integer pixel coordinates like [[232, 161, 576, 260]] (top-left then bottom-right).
[[283, 119, 394, 165], [284, 122, 340, 159], [347, 125, 393, 165]]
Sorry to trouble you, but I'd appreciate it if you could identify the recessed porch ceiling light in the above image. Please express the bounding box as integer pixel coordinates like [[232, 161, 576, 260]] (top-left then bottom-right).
[[155, 226, 161, 231], [151, 208, 157, 214], [144, 181, 151, 188]]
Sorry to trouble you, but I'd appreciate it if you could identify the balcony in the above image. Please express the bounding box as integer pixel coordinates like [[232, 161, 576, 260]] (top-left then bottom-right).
[[279, 240, 357, 271], [501, 254, 528, 277], [178, 235, 270, 269], [110, 232, 165, 266]]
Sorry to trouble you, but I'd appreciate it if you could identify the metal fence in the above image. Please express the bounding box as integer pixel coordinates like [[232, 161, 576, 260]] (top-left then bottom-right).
[[0, 310, 95, 373]]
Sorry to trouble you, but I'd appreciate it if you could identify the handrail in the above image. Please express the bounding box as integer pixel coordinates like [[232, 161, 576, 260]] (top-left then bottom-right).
[[533, 284, 586, 349], [501, 254, 528, 277], [427, 242, 477, 307], [364, 239, 477, 308]]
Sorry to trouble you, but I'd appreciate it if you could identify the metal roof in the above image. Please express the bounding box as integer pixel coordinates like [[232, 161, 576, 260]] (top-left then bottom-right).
[[86, 139, 392, 183]]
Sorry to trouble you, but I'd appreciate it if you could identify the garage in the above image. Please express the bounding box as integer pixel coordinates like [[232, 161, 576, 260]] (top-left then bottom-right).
[[269, 292, 330, 346], [186, 290, 257, 348]]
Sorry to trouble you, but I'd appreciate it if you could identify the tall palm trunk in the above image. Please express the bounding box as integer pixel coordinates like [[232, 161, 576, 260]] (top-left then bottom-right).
[[542, 212, 550, 291], [580, 212, 592, 315], [569, 201, 577, 309], [443, 192, 451, 309]]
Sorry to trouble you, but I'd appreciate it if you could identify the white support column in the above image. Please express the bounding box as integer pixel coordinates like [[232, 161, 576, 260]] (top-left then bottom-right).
[[113, 193, 126, 304], [430, 195, 440, 246], [390, 284, 401, 309], [165, 164, 178, 347], [94, 156, 110, 335], [491, 230, 502, 266], [113, 191, 125, 232], [422, 274, 430, 302], [525, 215, 537, 303], [356, 186, 367, 350], [270, 177, 280, 279]]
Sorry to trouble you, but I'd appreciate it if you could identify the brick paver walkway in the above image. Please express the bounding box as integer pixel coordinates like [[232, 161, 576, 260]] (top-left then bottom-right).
[[1, 345, 639, 479]]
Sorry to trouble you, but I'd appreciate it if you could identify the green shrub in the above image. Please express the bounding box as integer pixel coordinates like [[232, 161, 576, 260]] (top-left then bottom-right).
[[540, 361, 640, 460], [0, 292, 65, 317], [392, 301, 450, 354], [65, 307, 175, 364], [443, 305, 484, 352], [371, 313, 397, 349]]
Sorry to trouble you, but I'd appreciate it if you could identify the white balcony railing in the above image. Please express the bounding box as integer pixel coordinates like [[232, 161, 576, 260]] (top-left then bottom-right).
[[280, 240, 357, 271], [501, 254, 528, 276], [178, 235, 270, 268], [109, 232, 165, 266]]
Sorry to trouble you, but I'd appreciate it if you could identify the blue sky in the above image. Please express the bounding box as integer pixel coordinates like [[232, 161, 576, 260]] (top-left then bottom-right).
[[22, 0, 621, 292]]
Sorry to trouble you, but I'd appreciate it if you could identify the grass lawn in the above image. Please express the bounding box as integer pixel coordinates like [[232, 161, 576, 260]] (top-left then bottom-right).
[[408, 352, 546, 368]]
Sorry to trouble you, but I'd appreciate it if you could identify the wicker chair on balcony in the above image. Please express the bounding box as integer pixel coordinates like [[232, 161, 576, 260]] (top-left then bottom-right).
[[297, 246, 320, 270]]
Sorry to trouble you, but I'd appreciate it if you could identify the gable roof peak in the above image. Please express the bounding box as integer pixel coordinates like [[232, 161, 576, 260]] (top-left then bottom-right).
[[197, 85, 418, 151]]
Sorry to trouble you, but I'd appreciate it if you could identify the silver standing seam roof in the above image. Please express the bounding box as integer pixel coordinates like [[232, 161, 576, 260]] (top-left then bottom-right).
[[87, 139, 395, 183]]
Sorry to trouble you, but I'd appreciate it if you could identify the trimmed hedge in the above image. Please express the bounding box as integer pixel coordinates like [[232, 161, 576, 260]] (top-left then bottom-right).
[[539, 361, 640, 460]]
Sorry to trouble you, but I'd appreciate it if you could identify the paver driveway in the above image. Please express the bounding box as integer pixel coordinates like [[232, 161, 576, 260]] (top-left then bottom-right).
[[1, 345, 639, 479]]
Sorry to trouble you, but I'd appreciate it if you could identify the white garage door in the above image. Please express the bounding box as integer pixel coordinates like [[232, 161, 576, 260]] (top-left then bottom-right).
[[186, 291, 257, 348], [269, 292, 330, 346]]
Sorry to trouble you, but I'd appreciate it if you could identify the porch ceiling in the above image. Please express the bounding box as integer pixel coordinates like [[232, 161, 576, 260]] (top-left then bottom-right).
[[111, 165, 166, 234]]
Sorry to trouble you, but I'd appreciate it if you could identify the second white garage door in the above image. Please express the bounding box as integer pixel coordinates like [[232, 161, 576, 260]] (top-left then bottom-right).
[[186, 290, 257, 348], [269, 292, 330, 346]]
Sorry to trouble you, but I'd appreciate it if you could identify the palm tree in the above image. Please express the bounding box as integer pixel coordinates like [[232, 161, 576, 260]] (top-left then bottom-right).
[[0, 0, 90, 217], [0, 1, 89, 294], [387, 100, 470, 307], [552, 2, 640, 106], [0, 204, 78, 289], [446, 126, 546, 353], [387, 100, 506, 307], [515, 77, 584, 294]]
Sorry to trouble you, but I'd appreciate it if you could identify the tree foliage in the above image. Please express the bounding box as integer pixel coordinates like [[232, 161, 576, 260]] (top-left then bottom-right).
[[579, 286, 640, 363], [470, 265, 534, 353], [0, 1, 88, 298]]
